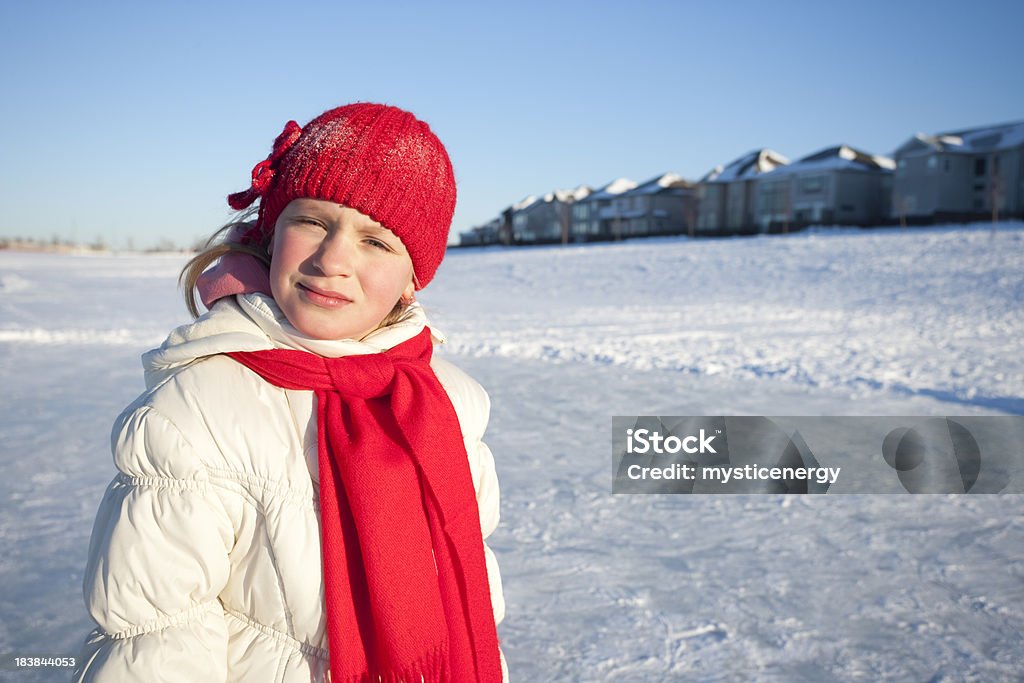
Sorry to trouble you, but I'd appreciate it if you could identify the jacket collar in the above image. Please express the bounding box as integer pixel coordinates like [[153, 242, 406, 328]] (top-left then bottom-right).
[[142, 293, 445, 389]]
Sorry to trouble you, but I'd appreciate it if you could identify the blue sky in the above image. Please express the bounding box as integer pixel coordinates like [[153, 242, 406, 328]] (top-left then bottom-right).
[[1, 0, 1021, 249]]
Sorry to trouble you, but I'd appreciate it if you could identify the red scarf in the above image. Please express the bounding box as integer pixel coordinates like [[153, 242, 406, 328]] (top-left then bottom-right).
[[226, 328, 502, 682]]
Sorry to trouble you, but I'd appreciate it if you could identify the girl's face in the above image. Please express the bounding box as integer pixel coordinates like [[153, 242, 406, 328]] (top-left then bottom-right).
[[269, 198, 415, 341]]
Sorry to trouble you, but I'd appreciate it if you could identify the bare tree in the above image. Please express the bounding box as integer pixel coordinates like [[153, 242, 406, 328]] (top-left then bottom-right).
[[560, 202, 571, 245], [782, 183, 792, 234], [990, 152, 1003, 238], [894, 194, 908, 230]]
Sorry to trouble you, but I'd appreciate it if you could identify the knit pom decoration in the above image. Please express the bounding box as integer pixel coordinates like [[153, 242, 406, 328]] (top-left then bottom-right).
[[227, 120, 303, 213]]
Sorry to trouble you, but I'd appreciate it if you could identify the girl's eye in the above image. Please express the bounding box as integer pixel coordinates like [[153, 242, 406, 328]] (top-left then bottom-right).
[[365, 238, 391, 251], [288, 218, 327, 233]]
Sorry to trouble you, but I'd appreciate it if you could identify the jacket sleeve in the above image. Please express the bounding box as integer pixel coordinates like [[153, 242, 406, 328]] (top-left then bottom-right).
[[432, 357, 506, 627], [469, 434, 510, 683], [75, 403, 234, 682], [467, 435, 506, 627], [430, 356, 508, 679], [457, 380, 509, 683]]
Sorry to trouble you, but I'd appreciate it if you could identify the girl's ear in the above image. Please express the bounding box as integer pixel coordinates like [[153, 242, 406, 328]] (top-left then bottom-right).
[[400, 278, 415, 305]]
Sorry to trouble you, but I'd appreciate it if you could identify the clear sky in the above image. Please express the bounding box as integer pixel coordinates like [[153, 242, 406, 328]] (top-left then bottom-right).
[[1, 0, 1022, 249]]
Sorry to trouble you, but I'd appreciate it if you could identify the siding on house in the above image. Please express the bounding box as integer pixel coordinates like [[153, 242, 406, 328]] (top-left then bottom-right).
[[458, 216, 502, 246], [697, 149, 789, 235], [892, 120, 1024, 220], [605, 173, 695, 238], [512, 186, 591, 244], [570, 178, 637, 241], [753, 145, 894, 231]]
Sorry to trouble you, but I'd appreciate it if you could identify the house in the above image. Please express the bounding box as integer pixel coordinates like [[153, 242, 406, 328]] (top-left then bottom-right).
[[458, 216, 502, 247], [602, 173, 695, 239], [507, 195, 538, 243], [891, 120, 1024, 222], [697, 149, 789, 235], [753, 145, 894, 232], [569, 178, 636, 241], [511, 185, 591, 244]]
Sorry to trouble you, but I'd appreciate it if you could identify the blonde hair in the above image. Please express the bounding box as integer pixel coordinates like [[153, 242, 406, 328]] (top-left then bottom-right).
[[179, 208, 415, 337], [179, 207, 267, 318]]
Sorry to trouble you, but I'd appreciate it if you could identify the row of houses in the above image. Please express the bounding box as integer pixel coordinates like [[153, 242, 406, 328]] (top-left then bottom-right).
[[458, 119, 1024, 246]]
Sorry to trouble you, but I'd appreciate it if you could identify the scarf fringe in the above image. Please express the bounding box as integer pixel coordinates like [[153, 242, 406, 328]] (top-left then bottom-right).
[[333, 642, 450, 683]]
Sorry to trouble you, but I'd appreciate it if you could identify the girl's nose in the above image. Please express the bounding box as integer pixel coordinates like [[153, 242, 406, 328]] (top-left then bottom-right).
[[313, 231, 356, 276]]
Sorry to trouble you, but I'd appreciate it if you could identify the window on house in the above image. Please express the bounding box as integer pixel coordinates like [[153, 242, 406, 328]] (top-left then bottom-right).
[[974, 158, 987, 176], [927, 156, 938, 169], [800, 176, 824, 193], [841, 204, 855, 212], [944, 158, 950, 172]]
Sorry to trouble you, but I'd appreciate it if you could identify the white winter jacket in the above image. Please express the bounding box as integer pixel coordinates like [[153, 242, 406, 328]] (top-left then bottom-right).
[[76, 293, 506, 682]]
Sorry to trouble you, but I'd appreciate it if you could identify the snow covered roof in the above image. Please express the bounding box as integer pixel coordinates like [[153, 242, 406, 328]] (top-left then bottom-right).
[[543, 184, 592, 203], [511, 185, 591, 215], [762, 145, 894, 176], [621, 172, 690, 196], [702, 149, 789, 183], [583, 177, 637, 201], [512, 195, 538, 212], [895, 120, 1024, 157]]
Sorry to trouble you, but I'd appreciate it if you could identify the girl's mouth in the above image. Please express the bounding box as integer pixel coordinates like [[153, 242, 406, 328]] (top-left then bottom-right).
[[297, 283, 353, 308]]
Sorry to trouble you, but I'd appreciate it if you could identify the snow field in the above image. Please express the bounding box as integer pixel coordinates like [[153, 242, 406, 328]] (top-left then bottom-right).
[[0, 223, 1021, 681]]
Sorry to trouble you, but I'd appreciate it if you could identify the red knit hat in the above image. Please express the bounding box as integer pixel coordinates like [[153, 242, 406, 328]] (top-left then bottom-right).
[[227, 103, 456, 289]]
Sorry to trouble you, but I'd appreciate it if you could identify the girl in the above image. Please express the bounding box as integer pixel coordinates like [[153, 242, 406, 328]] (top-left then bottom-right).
[[76, 103, 507, 682]]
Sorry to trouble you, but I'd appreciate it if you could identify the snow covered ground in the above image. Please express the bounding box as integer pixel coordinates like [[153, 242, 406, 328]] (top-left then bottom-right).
[[1, 222, 1022, 681]]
